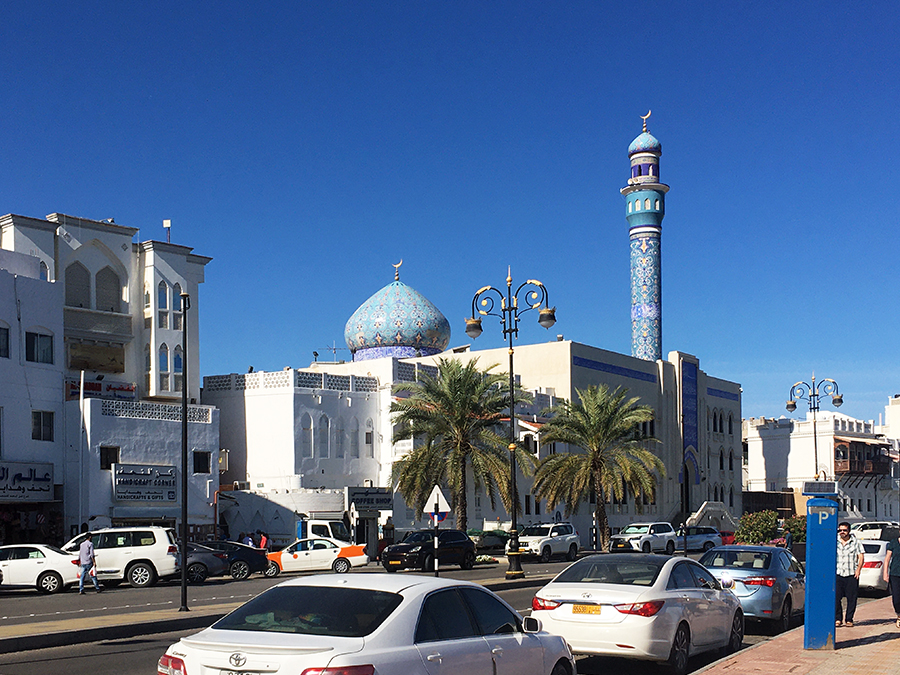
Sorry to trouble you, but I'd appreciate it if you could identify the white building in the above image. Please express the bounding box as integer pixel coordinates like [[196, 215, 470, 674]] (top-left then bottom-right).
[[0, 212, 218, 543], [744, 411, 898, 521]]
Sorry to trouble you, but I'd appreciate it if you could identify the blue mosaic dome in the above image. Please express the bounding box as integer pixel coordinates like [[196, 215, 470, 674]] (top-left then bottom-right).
[[344, 279, 451, 361], [628, 131, 662, 155]]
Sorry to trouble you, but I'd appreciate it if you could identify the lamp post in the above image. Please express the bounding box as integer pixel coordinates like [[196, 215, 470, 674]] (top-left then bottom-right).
[[786, 373, 843, 481], [179, 292, 191, 612], [466, 268, 556, 579]]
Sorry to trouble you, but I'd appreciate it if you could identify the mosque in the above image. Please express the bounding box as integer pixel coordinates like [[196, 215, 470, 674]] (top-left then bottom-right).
[[204, 116, 744, 551]]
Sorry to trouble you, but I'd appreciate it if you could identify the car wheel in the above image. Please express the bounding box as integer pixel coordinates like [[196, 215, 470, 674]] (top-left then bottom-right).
[[667, 623, 690, 675], [540, 546, 552, 563], [422, 554, 435, 572], [773, 596, 792, 634], [264, 560, 280, 578], [37, 571, 63, 594], [127, 562, 157, 588], [461, 550, 476, 570], [703, 541, 715, 551], [726, 611, 744, 654], [642, 541, 651, 553], [229, 560, 250, 580], [383, 562, 397, 573], [550, 660, 570, 675], [187, 563, 208, 584], [666, 540, 675, 555], [332, 558, 351, 574], [566, 544, 577, 562]]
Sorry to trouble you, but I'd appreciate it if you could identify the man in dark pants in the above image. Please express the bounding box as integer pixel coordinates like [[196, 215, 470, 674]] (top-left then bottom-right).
[[835, 521, 864, 627]]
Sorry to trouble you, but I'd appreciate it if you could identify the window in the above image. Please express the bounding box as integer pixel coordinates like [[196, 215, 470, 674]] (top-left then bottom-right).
[[193, 451, 211, 474], [729, 452, 734, 471], [143, 287, 151, 309], [0, 326, 8, 358], [535, 498, 541, 515], [525, 495, 531, 515], [415, 589, 479, 643], [729, 487, 734, 507], [65, 262, 91, 308], [349, 418, 360, 458], [459, 587, 521, 635], [719, 451, 724, 470], [728, 415, 734, 435], [100, 446, 120, 470], [365, 419, 374, 457], [300, 413, 313, 459], [334, 418, 345, 458], [173, 346, 183, 392], [173, 284, 183, 330], [39, 261, 49, 281], [644, 198, 651, 210], [316, 415, 329, 458], [159, 344, 169, 390], [158, 282, 168, 310], [95, 266, 121, 312], [32, 411, 54, 441], [25, 332, 53, 363]]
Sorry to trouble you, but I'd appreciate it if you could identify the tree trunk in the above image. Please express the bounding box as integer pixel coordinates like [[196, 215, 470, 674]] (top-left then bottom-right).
[[457, 456, 468, 533], [595, 483, 610, 550]]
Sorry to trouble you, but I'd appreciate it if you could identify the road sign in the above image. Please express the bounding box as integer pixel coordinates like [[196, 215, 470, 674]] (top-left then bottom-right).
[[426, 485, 450, 522]]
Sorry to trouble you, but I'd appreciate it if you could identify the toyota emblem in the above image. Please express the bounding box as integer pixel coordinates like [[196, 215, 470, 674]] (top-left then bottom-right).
[[581, 592, 592, 599], [229, 653, 247, 667]]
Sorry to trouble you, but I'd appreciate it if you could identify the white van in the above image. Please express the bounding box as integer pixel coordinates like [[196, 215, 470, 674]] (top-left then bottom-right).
[[62, 526, 179, 587]]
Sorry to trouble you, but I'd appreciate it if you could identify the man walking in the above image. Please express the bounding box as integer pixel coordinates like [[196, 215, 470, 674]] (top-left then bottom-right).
[[79, 533, 102, 594], [835, 521, 864, 627]]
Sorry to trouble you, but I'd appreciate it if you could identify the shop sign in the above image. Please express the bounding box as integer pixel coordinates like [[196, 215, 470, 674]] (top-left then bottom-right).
[[345, 486, 393, 516], [66, 378, 137, 401], [113, 464, 177, 502], [0, 461, 54, 502]]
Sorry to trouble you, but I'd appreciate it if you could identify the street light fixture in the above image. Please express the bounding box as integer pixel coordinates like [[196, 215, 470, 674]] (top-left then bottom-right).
[[786, 373, 842, 481], [467, 268, 556, 579]]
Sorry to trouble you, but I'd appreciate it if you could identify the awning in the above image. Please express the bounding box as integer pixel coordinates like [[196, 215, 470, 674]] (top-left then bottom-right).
[[834, 436, 891, 447]]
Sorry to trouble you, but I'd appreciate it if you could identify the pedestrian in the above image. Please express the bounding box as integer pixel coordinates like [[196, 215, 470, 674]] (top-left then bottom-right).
[[883, 532, 900, 628], [259, 531, 268, 550], [784, 528, 794, 551], [835, 521, 864, 627], [78, 533, 102, 594], [242, 531, 253, 546]]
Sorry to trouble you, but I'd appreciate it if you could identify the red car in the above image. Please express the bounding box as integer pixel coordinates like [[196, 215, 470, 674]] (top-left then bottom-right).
[[719, 530, 735, 545]]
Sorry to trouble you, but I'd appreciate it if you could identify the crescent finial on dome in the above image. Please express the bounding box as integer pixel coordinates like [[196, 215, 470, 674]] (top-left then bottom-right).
[[641, 110, 651, 132], [393, 259, 403, 280]]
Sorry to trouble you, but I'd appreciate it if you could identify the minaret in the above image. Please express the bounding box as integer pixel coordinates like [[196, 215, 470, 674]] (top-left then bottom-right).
[[621, 111, 669, 361]]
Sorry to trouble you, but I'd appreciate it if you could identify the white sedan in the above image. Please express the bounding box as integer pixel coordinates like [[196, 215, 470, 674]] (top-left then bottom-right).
[[0, 544, 80, 594], [159, 574, 576, 675], [265, 536, 369, 576], [532, 553, 743, 675]]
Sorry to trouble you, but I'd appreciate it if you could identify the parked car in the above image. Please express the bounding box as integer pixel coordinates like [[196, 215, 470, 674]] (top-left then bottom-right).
[[202, 540, 270, 580], [62, 526, 179, 588], [0, 544, 80, 594], [719, 530, 736, 545], [382, 529, 476, 572], [609, 522, 677, 554], [699, 545, 805, 633], [531, 553, 742, 675], [183, 542, 229, 583], [675, 526, 723, 552], [265, 536, 368, 577], [851, 522, 900, 540], [859, 539, 889, 593], [507, 522, 581, 562], [159, 573, 576, 675]]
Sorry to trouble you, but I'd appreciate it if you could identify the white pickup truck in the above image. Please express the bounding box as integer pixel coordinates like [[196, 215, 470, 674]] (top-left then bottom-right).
[[609, 522, 677, 554]]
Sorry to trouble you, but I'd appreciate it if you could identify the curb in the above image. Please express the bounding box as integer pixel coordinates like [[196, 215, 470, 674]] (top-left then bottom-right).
[[3, 575, 551, 654]]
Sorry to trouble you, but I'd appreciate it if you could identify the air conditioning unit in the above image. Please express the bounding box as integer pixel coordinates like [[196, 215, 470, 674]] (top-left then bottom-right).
[[233, 481, 250, 490]]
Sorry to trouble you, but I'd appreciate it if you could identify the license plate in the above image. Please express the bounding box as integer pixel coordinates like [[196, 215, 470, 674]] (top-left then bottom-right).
[[572, 604, 602, 615], [221, 671, 260, 675], [388, 560, 402, 565]]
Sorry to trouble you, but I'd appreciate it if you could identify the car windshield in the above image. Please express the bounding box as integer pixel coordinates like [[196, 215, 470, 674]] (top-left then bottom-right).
[[699, 549, 772, 570], [402, 531, 433, 544], [329, 521, 351, 542], [621, 525, 650, 534], [521, 525, 552, 537], [214, 586, 403, 637], [554, 556, 664, 586]]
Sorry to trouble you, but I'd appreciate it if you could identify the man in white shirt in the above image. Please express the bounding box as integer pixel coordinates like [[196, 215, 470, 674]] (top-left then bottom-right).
[[835, 522, 864, 627], [79, 534, 102, 594]]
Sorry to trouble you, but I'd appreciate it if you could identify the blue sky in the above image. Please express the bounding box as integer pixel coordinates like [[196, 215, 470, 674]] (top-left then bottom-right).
[[2, 2, 898, 423]]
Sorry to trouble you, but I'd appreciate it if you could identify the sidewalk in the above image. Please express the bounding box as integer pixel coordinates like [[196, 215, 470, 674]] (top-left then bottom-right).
[[697, 595, 900, 675]]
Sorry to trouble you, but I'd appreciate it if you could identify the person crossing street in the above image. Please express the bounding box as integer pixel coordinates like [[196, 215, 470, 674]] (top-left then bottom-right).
[[78, 533, 102, 594]]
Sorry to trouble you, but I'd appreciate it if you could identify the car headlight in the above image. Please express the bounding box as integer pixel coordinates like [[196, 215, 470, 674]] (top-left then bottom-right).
[[409, 545, 421, 553]]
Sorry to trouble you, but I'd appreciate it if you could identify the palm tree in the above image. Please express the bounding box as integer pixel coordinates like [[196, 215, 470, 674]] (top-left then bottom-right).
[[390, 357, 533, 532], [533, 384, 664, 550]]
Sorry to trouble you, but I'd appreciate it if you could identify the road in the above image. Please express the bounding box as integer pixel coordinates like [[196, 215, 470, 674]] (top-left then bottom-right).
[[0, 558, 882, 675]]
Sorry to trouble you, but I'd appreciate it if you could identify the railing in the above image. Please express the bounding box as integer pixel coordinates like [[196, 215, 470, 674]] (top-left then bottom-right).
[[64, 307, 133, 340], [833, 459, 892, 475]]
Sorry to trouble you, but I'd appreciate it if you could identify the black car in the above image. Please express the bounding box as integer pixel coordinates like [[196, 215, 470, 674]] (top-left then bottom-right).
[[202, 540, 270, 580], [381, 529, 476, 572]]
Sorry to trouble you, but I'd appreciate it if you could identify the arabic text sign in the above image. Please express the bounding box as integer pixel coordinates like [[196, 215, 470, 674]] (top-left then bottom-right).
[[113, 464, 177, 502], [0, 461, 54, 502]]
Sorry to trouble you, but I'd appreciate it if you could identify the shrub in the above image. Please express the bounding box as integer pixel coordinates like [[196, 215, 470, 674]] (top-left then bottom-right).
[[783, 515, 806, 543], [735, 510, 778, 545]]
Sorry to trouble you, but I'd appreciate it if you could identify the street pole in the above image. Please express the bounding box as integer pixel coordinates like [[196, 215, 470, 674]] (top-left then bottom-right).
[[787, 373, 842, 481], [179, 292, 191, 612]]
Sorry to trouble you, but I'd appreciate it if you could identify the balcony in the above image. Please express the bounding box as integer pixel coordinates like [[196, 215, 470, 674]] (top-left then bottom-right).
[[833, 459, 892, 475], [64, 307, 133, 342]]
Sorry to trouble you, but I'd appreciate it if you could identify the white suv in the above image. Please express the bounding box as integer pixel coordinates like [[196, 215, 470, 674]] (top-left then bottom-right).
[[62, 526, 179, 587], [609, 522, 677, 554], [507, 523, 581, 562]]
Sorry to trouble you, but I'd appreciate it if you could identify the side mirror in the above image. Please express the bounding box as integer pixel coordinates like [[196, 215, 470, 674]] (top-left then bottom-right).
[[523, 616, 542, 633], [719, 574, 735, 590]]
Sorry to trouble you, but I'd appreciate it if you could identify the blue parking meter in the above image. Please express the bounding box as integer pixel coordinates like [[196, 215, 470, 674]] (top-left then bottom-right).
[[804, 496, 838, 649]]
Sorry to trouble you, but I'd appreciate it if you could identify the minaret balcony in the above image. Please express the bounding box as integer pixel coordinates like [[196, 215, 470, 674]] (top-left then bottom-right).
[[64, 306, 134, 342]]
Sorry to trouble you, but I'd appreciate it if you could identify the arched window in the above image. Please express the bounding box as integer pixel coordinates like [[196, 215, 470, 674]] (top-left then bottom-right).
[[644, 198, 651, 210], [334, 418, 345, 459], [65, 262, 91, 308], [728, 452, 734, 471], [349, 418, 360, 458], [729, 487, 734, 507], [365, 418, 375, 458], [707, 411, 711, 431], [173, 346, 183, 392], [300, 413, 313, 459], [144, 343, 151, 394], [628, 201, 633, 213], [654, 199, 660, 209], [144, 286, 151, 309], [173, 284, 183, 330], [719, 450, 724, 470], [39, 261, 49, 281], [714, 485, 720, 501], [96, 266, 121, 313], [635, 200, 642, 211], [158, 282, 168, 309], [316, 415, 329, 458], [728, 414, 733, 435], [158, 344, 169, 390]]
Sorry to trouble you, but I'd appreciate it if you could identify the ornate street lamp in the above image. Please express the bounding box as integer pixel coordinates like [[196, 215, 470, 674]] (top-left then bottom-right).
[[786, 373, 843, 480], [466, 268, 556, 579]]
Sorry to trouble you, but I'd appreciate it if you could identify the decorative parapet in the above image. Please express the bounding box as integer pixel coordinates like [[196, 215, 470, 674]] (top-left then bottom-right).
[[101, 399, 212, 423], [203, 371, 379, 393]]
